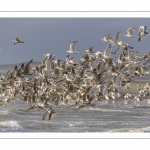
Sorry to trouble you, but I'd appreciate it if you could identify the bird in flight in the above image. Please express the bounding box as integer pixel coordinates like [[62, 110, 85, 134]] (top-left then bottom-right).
[[12, 37, 25, 45]]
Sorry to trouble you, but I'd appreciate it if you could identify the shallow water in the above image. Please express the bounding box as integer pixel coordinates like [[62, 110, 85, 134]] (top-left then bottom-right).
[[1, 99, 150, 132]]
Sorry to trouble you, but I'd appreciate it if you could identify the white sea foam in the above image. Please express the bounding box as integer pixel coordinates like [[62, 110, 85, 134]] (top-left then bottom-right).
[[83, 107, 101, 111], [109, 126, 150, 133], [0, 120, 23, 131], [83, 107, 131, 112], [108, 128, 140, 132]]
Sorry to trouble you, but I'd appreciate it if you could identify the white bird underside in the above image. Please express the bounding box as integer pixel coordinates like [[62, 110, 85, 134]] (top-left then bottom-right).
[[101, 34, 112, 42], [67, 41, 79, 54]]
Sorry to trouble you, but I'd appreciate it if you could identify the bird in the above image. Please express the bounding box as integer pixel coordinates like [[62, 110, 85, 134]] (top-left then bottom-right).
[[85, 47, 94, 53], [103, 43, 113, 58], [139, 26, 150, 35], [12, 37, 24, 45], [22, 59, 33, 75], [42, 107, 57, 120], [2, 24, 150, 124], [138, 31, 150, 42], [138, 26, 150, 42], [109, 31, 120, 46], [49, 110, 57, 120], [77, 103, 95, 110], [112, 41, 133, 54], [125, 28, 137, 38], [101, 34, 112, 43], [67, 41, 79, 54], [42, 107, 53, 120]]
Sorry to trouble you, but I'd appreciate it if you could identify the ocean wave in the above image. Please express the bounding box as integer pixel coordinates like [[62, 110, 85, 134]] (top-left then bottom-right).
[[109, 126, 150, 133], [83, 107, 131, 112], [0, 120, 23, 131], [83, 107, 101, 111], [0, 111, 9, 116], [108, 128, 140, 132]]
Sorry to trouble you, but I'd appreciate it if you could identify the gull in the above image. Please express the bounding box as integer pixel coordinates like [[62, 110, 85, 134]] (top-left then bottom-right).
[[101, 34, 112, 43], [110, 31, 120, 46], [111, 76, 122, 90], [125, 28, 137, 38], [67, 41, 79, 54], [43, 54, 50, 63], [89, 84, 101, 98], [66, 54, 70, 63], [85, 47, 94, 53], [112, 41, 133, 54], [138, 31, 150, 42], [67, 56, 79, 65], [22, 59, 33, 75], [139, 26, 150, 35], [64, 73, 75, 82], [138, 26, 150, 42], [12, 37, 24, 45]]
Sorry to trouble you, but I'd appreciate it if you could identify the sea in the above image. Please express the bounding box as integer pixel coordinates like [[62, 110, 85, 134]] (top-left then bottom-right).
[[1, 98, 150, 132]]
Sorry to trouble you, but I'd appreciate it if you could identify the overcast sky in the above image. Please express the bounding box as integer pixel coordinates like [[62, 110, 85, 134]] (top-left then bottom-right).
[[0, 18, 150, 64]]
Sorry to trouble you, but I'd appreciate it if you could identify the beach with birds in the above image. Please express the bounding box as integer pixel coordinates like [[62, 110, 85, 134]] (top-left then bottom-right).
[[1, 19, 150, 132]]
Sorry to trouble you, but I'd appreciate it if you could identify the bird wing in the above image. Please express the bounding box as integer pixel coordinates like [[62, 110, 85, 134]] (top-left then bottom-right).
[[42, 110, 51, 120], [26, 106, 35, 112], [127, 28, 133, 35], [113, 31, 120, 43], [70, 42, 75, 51], [106, 80, 113, 88], [114, 45, 121, 54], [104, 44, 112, 57], [118, 51, 124, 61], [49, 111, 57, 120], [77, 105, 85, 110], [106, 34, 112, 40], [24, 59, 33, 74], [16, 37, 21, 42]]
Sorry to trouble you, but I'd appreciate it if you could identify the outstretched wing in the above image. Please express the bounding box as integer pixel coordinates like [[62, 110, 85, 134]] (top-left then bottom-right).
[[113, 31, 120, 43], [23, 59, 33, 74], [42, 110, 51, 120], [49, 111, 57, 120], [16, 37, 21, 42], [104, 44, 112, 57]]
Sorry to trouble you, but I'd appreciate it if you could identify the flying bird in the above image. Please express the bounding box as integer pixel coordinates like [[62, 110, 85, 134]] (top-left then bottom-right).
[[12, 37, 24, 45], [67, 41, 79, 54], [125, 28, 137, 38]]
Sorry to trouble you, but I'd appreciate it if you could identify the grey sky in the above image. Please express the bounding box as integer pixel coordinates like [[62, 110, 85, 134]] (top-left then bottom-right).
[[0, 18, 150, 64]]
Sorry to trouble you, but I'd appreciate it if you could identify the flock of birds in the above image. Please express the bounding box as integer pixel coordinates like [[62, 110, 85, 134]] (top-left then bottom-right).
[[1, 26, 150, 121]]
